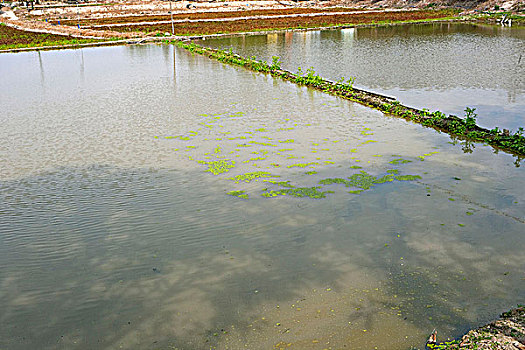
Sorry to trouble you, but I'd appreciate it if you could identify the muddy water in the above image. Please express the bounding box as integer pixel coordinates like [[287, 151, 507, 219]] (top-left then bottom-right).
[[0, 45, 524, 350], [201, 22, 525, 131]]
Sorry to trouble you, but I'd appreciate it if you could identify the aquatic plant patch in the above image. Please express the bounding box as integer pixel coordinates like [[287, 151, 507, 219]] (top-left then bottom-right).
[[229, 171, 278, 183], [262, 186, 331, 199], [227, 190, 249, 199], [319, 170, 421, 191], [198, 160, 236, 175]]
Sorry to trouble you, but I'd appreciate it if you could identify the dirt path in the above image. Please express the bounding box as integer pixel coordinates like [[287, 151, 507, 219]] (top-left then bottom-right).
[[0, 17, 143, 39]]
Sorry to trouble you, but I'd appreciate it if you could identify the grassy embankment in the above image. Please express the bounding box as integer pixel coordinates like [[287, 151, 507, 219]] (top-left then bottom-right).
[[0, 23, 103, 50], [173, 40, 525, 159], [472, 12, 525, 25]]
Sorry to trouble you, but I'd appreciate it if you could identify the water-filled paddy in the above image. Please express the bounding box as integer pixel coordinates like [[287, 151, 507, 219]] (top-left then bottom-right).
[[201, 22, 525, 131], [0, 44, 524, 350]]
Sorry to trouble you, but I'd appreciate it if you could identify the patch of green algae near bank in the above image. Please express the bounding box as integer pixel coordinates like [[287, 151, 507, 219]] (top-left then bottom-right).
[[161, 100, 429, 201]]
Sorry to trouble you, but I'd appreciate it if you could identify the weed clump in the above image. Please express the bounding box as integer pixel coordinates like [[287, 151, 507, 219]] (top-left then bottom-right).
[[262, 187, 330, 199], [229, 171, 278, 183], [228, 190, 249, 199], [199, 160, 236, 175]]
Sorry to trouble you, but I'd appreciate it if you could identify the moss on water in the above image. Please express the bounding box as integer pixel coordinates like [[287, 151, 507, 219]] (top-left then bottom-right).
[[243, 157, 267, 163], [228, 190, 249, 199], [264, 180, 295, 188], [229, 171, 278, 183], [198, 160, 236, 175], [347, 171, 377, 189], [262, 186, 330, 199], [319, 178, 349, 186], [389, 158, 413, 165], [395, 175, 422, 181], [287, 162, 318, 168], [320, 170, 421, 191]]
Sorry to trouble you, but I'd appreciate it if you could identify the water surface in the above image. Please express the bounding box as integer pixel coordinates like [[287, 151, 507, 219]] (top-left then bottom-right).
[[1, 44, 524, 350], [201, 23, 525, 130]]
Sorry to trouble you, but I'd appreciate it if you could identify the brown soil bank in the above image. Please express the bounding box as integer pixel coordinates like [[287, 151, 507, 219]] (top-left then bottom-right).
[[115, 9, 456, 35], [429, 306, 525, 349]]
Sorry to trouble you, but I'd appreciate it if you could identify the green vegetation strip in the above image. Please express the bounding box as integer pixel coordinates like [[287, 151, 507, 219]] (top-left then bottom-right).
[[0, 23, 104, 50], [173, 41, 525, 157]]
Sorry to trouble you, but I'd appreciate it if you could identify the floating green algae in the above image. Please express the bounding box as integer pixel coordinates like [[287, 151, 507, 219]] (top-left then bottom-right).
[[350, 165, 362, 169], [287, 162, 318, 168], [348, 190, 364, 194], [243, 157, 267, 163], [262, 187, 330, 199], [279, 139, 295, 144], [198, 160, 236, 175], [374, 174, 396, 184], [320, 171, 421, 191], [389, 158, 413, 165], [248, 141, 276, 147], [360, 140, 378, 145], [228, 190, 248, 199], [229, 171, 278, 183], [319, 178, 349, 186], [347, 171, 377, 189], [305, 171, 318, 175], [387, 169, 400, 174], [165, 135, 191, 140], [395, 175, 422, 181], [264, 180, 295, 188], [418, 151, 440, 161]]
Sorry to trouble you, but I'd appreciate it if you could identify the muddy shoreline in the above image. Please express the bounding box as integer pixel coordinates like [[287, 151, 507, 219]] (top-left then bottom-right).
[[428, 306, 525, 349]]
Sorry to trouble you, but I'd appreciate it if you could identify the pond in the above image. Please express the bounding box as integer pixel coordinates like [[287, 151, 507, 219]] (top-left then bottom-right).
[[201, 22, 525, 131], [0, 43, 524, 350]]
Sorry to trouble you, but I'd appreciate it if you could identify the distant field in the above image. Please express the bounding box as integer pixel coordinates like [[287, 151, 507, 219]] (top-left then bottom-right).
[[107, 9, 458, 35], [55, 7, 367, 26], [0, 23, 101, 50]]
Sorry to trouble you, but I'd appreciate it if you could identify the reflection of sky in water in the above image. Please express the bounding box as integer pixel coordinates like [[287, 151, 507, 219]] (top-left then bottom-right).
[[201, 23, 525, 130], [0, 45, 524, 350]]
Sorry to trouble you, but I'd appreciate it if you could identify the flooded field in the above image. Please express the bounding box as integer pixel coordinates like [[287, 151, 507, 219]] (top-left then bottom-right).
[[0, 43, 524, 350], [201, 22, 525, 131]]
